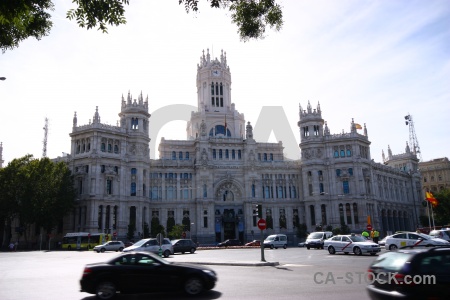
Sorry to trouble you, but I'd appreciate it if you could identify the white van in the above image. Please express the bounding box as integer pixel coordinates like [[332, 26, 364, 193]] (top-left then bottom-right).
[[305, 231, 333, 249], [263, 234, 288, 249], [122, 238, 173, 257]]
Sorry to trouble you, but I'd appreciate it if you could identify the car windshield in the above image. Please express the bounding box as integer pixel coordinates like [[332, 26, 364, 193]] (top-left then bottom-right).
[[132, 239, 149, 247], [171, 240, 180, 245], [265, 236, 275, 241], [349, 236, 366, 242], [308, 233, 324, 239], [370, 252, 412, 271]]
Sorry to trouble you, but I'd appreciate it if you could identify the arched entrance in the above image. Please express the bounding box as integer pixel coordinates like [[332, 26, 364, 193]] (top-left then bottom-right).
[[214, 181, 244, 243]]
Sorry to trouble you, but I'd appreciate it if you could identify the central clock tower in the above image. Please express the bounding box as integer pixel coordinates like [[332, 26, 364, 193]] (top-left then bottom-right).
[[187, 49, 245, 140]]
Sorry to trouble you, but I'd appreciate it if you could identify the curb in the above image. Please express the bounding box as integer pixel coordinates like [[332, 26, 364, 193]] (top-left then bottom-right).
[[179, 261, 280, 267]]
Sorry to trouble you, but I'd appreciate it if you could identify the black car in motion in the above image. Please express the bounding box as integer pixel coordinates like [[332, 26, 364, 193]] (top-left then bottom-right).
[[366, 245, 450, 300], [80, 251, 217, 299]]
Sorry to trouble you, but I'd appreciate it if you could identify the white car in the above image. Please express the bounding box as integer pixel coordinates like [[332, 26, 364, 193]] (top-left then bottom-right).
[[122, 238, 174, 257], [385, 232, 449, 251], [93, 241, 125, 253], [324, 234, 381, 256]]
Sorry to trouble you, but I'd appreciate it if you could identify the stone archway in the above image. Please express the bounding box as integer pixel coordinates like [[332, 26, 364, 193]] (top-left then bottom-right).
[[215, 181, 242, 202]]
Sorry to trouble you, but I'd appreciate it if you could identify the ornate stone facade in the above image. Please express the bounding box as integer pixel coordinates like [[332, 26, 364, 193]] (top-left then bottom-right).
[[62, 50, 423, 244]]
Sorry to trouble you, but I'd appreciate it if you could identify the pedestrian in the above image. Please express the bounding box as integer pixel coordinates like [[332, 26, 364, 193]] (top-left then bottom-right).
[[9, 242, 15, 252], [373, 229, 380, 244], [362, 230, 369, 239]]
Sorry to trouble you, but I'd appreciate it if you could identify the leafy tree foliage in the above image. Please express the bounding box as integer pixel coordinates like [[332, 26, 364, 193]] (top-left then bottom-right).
[[431, 189, 450, 226], [0, 155, 76, 234], [126, 222, 136, 241], [1, 0, 283, 53], [0, 0, 54, 53], [168, 224, 185, 239]]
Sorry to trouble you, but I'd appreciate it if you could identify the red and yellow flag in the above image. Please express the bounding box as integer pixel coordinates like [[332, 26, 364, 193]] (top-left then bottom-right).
[[355, 123, 362, 130], [426, 191, 438, 207]]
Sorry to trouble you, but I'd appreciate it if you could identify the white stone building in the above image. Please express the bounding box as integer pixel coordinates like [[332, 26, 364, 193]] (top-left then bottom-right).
[[62, 49, 423, 244]]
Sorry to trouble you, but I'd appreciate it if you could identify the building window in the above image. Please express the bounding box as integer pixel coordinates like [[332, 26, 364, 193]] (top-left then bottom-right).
[[270, 153, 273, 161], [101, 165, 105, 173], [106, 179, 112, 195], [114, 145, 119, 154], [340, 150, 345, 157], [319, 183, 324, 194], [343, 180, 349, 194], [336, 169, 341, 177], [334, 150, 339, 158], [213, 149, 216, 159], [172, 151, 176, 160], [108, 143, 112, 153], [310, 205, 316, 226], [131, 168, 137, 175], [348, 168, 353, 176], [353, 203, 359, 224], [225, 149, 229, 159], [203, 184, 207, 198], [232, 150, 236, 159], [101, 143, 106, 152], [219, 149, 223, 159], [303, 126, 309, 137], [185, 152, 189, 160], [252, 184, 256, 198], [238, 150, 242, 159], [179, 151, 183, 160], [346, 203, 352, 224], [346, 149, 352, 157], [264, 153, 267, 161], [131, 182, 136, 196]]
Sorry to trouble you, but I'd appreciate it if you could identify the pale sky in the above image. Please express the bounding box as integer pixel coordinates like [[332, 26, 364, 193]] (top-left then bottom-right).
[[1, 0, 449, 165]]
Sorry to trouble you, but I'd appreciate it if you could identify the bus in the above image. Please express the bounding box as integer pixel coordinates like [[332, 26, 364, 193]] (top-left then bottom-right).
[[62, 232, 111, 250]]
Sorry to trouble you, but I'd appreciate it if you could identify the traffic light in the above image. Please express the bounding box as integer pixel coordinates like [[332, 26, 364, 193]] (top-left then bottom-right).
[[256, 204, 262, 218]]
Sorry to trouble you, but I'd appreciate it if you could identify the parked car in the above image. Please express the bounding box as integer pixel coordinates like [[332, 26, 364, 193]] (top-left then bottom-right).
[[385, 232, 449, 251], [171, 239, 197, 254], [217, 239, 241, 247], [245, 240, 261, 246], [80, 251, 217, 299], [366, 246, 450, 299], [124, 241, 134, 248], [324, 234, 381, 256], [305, 231, 333, 249], [263, 234, 288, 249], [93, 241, 125, 253], [429, 229, 450, 242], [123, 238, 173, 257]]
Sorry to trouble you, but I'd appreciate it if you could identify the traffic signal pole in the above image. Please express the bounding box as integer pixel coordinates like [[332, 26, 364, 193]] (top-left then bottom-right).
[[256, 204, 266, 262]]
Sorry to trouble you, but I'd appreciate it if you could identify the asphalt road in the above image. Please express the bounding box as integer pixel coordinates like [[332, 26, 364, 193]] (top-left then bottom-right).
[[0, 247, 380, 300]]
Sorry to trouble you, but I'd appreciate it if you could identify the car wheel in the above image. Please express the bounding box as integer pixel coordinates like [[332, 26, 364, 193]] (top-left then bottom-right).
[[283, 244, 287, 249], [181, 251, 185, 254], [389, 244, 398, 251], [328, 246, 336, 255], [184, 277, 204, 296], [270, 245, 274, 249], [344, 252, 349, 255], [101, 248, 105, 253], [370, 253, 376, 256], [95, 281, 116, 300], [118, 247, 123, 252], [190, 248, 196, 254], [306, 246, 310, 250], [163, 250, 171, 258], [353, 247, 362, 256]]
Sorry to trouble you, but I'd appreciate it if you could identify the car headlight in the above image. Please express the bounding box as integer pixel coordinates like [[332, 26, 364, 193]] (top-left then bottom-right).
[[202, 269, 216, 277]]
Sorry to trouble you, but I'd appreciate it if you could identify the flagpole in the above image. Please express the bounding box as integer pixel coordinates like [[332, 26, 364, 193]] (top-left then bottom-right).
[[431, 205, 436, 230], [427, 200, 432, 229]]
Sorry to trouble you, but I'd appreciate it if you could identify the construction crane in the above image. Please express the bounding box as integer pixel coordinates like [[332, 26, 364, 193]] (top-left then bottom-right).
[[43, 117, 49, 158], [404, 113, 422, 161]]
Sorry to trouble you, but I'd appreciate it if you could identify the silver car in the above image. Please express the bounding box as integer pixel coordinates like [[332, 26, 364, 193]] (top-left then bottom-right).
[[385, 232, 449, 251], [93, 241, 125, 253], [122, 238, 174, 258]]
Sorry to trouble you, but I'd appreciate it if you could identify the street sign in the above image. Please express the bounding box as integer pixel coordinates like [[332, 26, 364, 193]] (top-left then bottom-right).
[[156, 233, 164, 246], [257, 219, 266, 230], [366, 224, 372, 231]]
